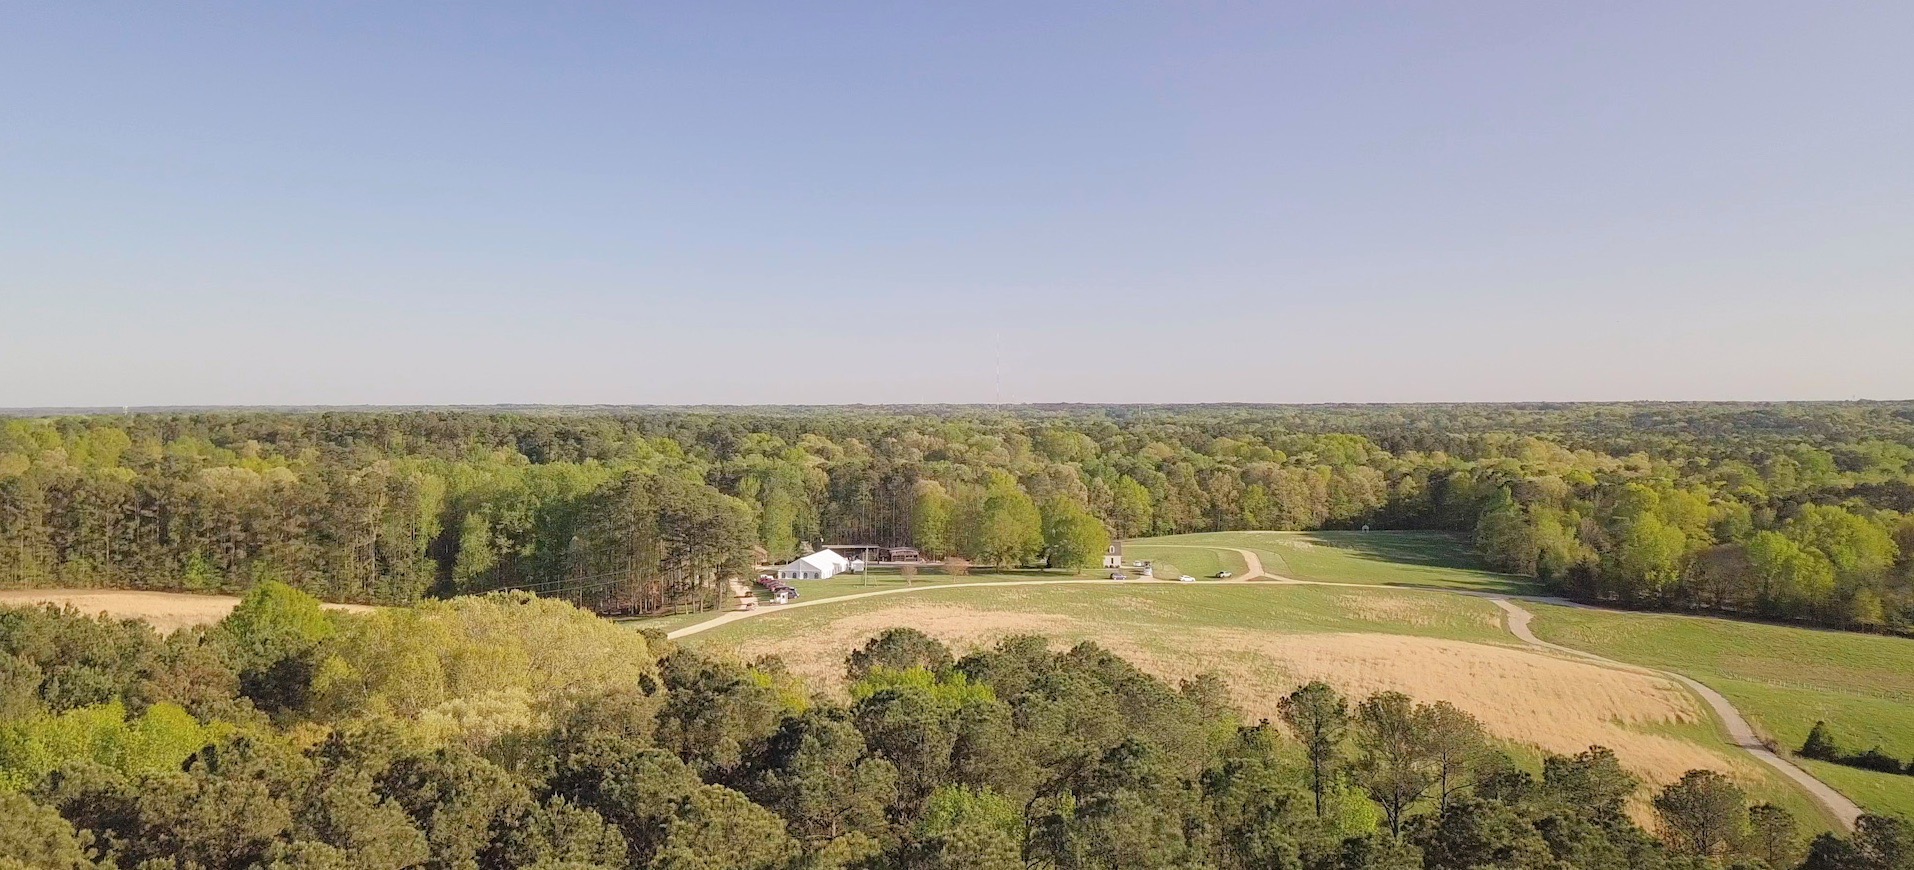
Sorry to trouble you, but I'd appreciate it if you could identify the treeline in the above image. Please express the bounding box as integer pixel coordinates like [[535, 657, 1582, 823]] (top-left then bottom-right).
[[2, 404, 1912, 626], [1799, 721, 1914, 777], [1470, 466, 1912, 631], [0, 590, 1898, 869]]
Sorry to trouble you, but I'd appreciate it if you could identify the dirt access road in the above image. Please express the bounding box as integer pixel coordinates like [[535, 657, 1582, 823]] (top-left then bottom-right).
[[1490, 597, 1863, 828], [671, 543, 1862, 830]]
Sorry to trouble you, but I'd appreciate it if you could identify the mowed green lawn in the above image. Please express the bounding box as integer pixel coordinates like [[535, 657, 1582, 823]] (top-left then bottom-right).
[[1134, 530, 1538, 594], [767, 567, 1098, 602], [1119, 544, 1249, 580], [620, 567, 1119, 634], [1525, 602, 1914, 819], [692, 580, 1514, 649]]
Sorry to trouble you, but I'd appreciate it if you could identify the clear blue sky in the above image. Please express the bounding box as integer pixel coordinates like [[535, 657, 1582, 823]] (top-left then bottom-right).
[[4, 3, 1910, 406]]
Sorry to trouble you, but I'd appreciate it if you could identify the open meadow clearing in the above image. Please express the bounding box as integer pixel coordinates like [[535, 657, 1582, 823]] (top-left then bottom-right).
[[1134, 530, 1538, 594], [1115, 543, 1250, 579], [679, 580, 1835, 830]]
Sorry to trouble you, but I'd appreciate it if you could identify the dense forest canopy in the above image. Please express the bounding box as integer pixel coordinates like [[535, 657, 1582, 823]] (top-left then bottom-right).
[[2, 403, 1911, 628]]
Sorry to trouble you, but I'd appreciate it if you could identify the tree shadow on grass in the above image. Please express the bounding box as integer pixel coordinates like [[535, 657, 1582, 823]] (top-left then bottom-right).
[[1299, 530, 1490, 572]]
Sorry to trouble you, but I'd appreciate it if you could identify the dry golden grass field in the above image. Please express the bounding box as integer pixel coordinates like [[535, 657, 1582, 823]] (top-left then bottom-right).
[[0, 588, 373, 632]]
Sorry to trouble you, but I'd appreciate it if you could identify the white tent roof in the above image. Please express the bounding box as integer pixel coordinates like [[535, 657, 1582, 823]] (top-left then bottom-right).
[[787, 549, 849, 572]]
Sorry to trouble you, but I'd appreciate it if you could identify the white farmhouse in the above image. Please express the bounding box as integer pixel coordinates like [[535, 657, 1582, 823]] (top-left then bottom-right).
[[777, 548, 851, 581]]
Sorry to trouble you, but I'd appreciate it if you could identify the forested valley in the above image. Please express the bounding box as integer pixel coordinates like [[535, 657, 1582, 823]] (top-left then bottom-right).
[[0, 586, 1903, 870], [2, 404, 1912, 631]]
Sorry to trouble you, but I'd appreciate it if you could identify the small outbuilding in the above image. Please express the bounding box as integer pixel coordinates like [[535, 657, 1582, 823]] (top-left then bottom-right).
[[777, 548, 851, 581]]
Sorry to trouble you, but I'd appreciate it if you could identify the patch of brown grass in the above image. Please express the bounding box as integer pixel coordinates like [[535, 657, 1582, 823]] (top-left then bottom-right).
[[0, 589, 372, 633], [1175, 631, 1755, 789], [1331, 593, 1498, 629]]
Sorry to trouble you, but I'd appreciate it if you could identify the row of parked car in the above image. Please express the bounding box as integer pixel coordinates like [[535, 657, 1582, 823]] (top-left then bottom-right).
[[753, 575, 801, 605]]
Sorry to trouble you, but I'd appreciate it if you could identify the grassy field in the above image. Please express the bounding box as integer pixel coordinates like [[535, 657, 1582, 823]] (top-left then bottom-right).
[[629, 529, 1904, 827], [766, 567, 1099, 601], [682, 580, 1831, 830], [618, 567, 1109, 634], [1119, 543, 1250, 579], [696, 581, 1513, 650], [1525, 602, 1914, 819], [1136, 530, 1538, 594]]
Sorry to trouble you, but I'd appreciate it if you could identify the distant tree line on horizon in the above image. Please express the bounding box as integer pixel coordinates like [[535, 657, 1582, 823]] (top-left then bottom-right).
[[0, 404, 1911, 629]]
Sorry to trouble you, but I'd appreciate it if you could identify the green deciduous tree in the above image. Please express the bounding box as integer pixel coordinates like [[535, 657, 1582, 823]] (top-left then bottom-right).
[[1607, 513, 1686, 602], [1109, 476, 1154, 540], [907, 785, 1022, 870], [1745, 530, 1838, 618], [1040, 498, 1111, 575], [912, 481, 957, 559], [958, 474, 1043, 568]]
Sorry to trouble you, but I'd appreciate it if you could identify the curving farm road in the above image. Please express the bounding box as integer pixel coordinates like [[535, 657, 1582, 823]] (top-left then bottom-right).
[[1489, 597, 1862, 828], [669, 544, 1862, 829]]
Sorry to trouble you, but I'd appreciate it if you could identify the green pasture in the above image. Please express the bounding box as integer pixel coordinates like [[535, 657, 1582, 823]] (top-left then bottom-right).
[[621, 567, 1114, 634], [1119, 543, 1250, 580], [690, 580, 1514, 649]]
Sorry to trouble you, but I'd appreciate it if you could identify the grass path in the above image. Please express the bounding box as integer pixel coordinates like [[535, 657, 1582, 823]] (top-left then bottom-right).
[[667, 544, 1863, 830]]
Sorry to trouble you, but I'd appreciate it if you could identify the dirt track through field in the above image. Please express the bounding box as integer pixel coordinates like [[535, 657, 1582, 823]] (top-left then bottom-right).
[[671, 542, 1863, 830], [1491, 598, 1863, 828]]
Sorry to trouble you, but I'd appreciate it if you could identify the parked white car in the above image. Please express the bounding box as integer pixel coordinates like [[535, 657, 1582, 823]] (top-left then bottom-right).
[[1214, 570, 1233, 578], [1179, 575, 1196, 583]]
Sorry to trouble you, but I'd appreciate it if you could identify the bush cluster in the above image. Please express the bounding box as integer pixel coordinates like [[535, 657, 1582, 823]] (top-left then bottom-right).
[[1799, 721, 1914, 776]]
